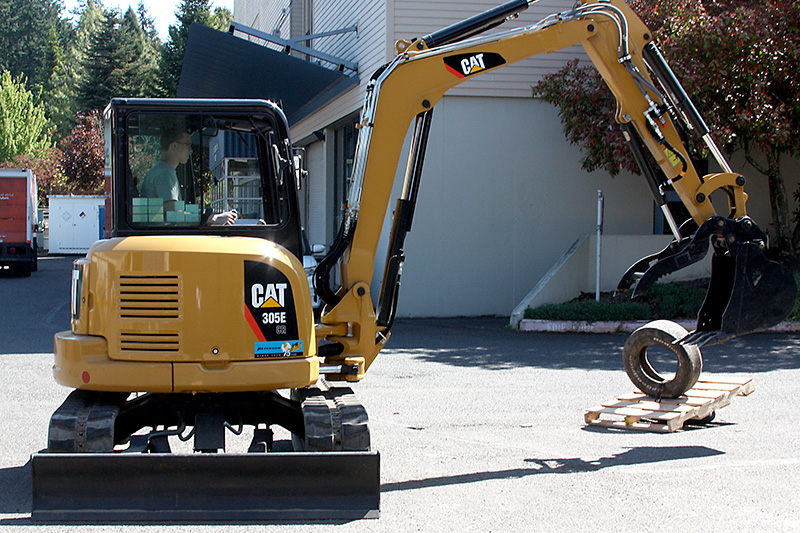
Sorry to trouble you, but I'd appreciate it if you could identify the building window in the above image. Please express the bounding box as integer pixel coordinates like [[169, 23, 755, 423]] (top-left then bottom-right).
[[303, 0, 313, 40], [333, 120, 357, 231], [654, 191, 691, 235]]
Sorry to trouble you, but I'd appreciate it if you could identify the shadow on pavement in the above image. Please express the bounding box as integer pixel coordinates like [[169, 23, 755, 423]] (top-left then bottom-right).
[[381, 445, 723, 492], [386, 318, 800, 373], [0, 460, 31, 515], [0, 256, 73, 355]]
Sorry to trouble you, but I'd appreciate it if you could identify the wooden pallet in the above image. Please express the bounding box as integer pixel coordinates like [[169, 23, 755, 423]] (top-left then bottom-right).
[[584, 378, 754, 433]]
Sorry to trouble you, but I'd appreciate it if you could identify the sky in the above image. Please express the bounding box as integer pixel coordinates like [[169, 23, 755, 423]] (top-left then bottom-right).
[[62, 0, 235, 41]]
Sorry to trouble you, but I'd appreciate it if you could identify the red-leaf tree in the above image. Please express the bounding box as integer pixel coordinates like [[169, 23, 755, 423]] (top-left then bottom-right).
[[0, 147, 70, 205], [534, 58, 636, 176], [534, 0, 800, 254], [59, 110, 105, 194]]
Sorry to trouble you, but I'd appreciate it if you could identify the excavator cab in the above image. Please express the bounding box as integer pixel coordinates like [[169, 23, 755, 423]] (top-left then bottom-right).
[[106, 98, 302, 253]]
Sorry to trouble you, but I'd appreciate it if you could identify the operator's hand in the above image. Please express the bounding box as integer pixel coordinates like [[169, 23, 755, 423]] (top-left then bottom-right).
[[210, 209, 238, 226], [226, 209, 238, 225]]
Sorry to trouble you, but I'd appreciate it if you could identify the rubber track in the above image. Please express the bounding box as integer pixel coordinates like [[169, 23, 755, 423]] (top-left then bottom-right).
[[293, 386, 370, 452], [48, 387, 369, 453], [48, 390, 128, 452]]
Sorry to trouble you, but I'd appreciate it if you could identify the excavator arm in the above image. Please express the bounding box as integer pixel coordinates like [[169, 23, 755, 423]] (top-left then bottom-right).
[[314, 0, 796, 378]]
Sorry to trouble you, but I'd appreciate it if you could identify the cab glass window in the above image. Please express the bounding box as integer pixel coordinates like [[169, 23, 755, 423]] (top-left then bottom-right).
[[124, 112, 287, 228]]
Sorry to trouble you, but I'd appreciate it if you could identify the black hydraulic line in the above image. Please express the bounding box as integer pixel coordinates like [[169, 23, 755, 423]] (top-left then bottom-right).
[[662, 139, 689, 179], [402, 111, 432, 230], [621, 122, 667, 207], [422, 0, 529, 48], [376, 198, 413, 329], [314, 219, 356, 308], [643, 42, 709, 137], [376, 110, 433, 331]]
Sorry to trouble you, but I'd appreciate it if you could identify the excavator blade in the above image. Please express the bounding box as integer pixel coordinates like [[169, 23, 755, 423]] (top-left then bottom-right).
[[31, 451, 380, 521], [682, 242, 796, 346]]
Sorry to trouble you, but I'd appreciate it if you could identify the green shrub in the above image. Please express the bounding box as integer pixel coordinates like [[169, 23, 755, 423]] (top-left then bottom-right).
[[524, 280, 706, 322], [524, 299, 651, 322], [787, 273, 800, 321], [524, 276, 800, 323], [643, 281, 706, 319]]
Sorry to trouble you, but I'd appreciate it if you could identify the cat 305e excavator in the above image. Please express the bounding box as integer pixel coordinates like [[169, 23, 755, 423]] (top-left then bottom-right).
[[32, 0, 796, 521]]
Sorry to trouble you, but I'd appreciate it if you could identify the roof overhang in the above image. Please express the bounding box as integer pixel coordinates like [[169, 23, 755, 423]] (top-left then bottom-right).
[[178, 24, 359, 126]]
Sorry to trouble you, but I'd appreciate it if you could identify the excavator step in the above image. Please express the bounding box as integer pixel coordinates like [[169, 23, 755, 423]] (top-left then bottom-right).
[[31, 451, 380, 521], [584, 378, 754, 432]]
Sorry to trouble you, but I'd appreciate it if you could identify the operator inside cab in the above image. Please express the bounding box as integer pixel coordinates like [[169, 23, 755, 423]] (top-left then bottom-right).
[[139, 123, 237, 226]]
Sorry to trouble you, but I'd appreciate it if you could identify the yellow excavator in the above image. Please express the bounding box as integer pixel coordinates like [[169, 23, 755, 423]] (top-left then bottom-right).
[[32, 0, 796, 520]]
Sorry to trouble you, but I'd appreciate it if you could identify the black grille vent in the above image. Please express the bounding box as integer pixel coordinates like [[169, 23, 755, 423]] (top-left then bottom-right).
[[117, 275, 181, 320], [119, 331, 180, 353]]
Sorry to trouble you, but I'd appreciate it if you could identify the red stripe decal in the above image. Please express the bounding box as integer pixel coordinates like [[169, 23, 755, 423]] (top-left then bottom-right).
[[244, 306, 267, 342]]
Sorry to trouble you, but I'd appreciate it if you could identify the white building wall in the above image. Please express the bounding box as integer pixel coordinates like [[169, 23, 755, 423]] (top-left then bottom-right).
[[380, 95, 656, 317], [292, 0, 387, 142], [234, 0, 285, 36], [724, 152, 800, 241], [234, 0, 586, 143]]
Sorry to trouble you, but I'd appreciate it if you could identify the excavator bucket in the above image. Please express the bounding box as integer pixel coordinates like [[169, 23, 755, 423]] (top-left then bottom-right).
[[683, 242, 797, 346], [619, 217, 796, 346], [31, 451, 380, 521]]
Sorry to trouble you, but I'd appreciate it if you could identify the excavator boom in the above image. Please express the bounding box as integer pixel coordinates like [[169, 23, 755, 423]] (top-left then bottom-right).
[[315, 0, 796, 363]]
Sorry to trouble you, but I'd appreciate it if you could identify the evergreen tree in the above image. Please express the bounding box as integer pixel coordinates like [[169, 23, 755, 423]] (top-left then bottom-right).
[[42, 23, 76, 137], [160, 0, 232, 97], [209, 6, 233, 33], [77, 6, 161, 112], [136, 0, 157, 39], [56, 0, 105, 130], [0, 0, 68, 91], [69, 0, 105, 81], [125, 5, 161, 97], [77, 8, 124, 112]]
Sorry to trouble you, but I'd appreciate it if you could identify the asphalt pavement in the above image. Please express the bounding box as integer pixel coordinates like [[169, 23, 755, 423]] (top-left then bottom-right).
[[0, 256, 799, 532]]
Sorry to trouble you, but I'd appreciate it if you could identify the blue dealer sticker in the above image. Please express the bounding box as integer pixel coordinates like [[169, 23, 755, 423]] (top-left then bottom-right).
[[254, 340, 304, 358]]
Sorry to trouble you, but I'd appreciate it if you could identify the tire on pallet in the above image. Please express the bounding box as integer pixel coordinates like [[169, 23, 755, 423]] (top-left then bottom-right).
[[623, 320, 702, 398]]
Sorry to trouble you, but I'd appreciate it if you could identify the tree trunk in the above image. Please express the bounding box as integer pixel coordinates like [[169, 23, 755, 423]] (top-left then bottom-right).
[[764, 149, 794, 255]]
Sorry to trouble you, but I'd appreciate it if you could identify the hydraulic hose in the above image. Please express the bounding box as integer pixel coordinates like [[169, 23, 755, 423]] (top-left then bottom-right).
[[313, 218, 356, 308]]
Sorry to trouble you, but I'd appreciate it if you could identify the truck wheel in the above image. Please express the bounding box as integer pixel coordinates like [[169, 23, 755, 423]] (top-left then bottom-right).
[[16, 263, 31, 277], [623, 320, 702, 398]]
